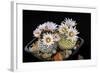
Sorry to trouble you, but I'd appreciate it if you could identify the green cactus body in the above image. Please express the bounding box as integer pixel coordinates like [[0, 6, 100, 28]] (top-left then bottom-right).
[[58, 38, 76, 50]]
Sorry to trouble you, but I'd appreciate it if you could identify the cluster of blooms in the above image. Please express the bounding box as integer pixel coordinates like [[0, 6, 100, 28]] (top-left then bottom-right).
[[59, 18, 79, 42], [33, 18, 79, 48], [31, 18, 80, 60], [33, 22, 60, 47]]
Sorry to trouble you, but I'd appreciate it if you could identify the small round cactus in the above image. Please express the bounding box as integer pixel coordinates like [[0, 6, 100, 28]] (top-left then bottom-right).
[[58, 38, 76, 50], [38, 39, 57, 54]]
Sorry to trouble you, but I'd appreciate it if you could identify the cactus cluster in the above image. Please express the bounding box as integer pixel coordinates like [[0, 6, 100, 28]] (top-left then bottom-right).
[[31, 18, 79, 60]]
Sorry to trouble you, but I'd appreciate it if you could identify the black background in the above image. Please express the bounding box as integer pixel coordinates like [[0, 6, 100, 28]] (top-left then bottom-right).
[[23, 10, 91, 62]]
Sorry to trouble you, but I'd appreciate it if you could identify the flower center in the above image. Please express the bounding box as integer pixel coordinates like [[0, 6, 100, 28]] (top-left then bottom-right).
[[46, 37, 51, 43], [69, 31, 74, 37], [62, 27, 68, 33], [36, 32, 40, 34]]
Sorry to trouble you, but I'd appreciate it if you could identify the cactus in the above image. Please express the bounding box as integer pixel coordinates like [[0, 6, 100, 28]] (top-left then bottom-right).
[[58, 38, 76, 50], [38, 39, 57, 54]]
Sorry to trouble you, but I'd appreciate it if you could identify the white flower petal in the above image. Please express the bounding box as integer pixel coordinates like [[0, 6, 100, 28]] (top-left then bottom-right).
[[42, 33, 54, 46], [40, 22, 57, 31], [64, 18, 77, 27], [33, 28, 41, 37], [58, 23, 69, 34], [67, 27, 79, 41]]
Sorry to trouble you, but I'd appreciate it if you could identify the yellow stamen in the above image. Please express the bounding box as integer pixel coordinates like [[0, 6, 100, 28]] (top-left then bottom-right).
[[69, 31, 74, 37], [46, 37, 51, 43]]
